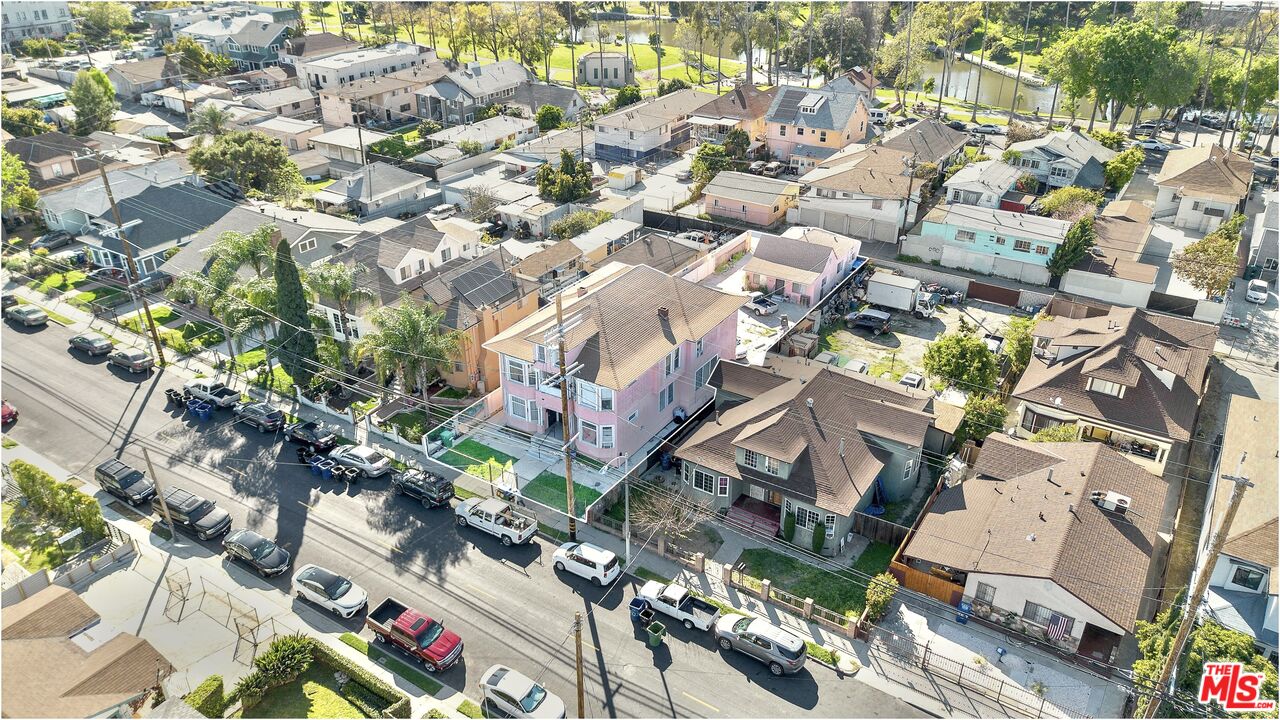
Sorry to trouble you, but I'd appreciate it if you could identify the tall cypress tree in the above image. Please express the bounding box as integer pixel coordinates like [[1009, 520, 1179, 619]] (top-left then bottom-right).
[[273, 238, 318, 390]]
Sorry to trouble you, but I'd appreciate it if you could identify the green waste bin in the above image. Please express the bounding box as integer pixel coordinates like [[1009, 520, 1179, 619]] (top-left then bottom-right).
[[646, 621, 666, 647], [439, 429, 455, 447]]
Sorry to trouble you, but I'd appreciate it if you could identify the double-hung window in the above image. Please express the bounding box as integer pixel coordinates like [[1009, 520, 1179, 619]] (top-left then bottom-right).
[[508, 396, 531, 421], [506, 357, 529, 386], [694, 356, 718, 390], [664, 347, 681, 376], [1014, 239, 1032, 252], [579, 419, 612, 447], [794, 507, 820, 529], [764, 455, 780, 474], [824, 514, 836, 538], [658, 382, 675, 410], [744, 449, 760, 469]]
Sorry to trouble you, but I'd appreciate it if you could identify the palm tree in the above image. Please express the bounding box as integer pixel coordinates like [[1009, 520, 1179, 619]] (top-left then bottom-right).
[[233, 276, 279, 378], [303, 262, 373, 346], [187, 103, 230, 137], [210, 225, 276, 278], [356, 296, 466, 412], [169, 261, 242, 370]]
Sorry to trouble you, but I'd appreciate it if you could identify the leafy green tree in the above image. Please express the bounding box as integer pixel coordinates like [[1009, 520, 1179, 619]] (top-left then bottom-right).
[[273, 236, 318, 390], [457, 140, 485, 156], [169, 262, 245, 368], [953, 393, 1009, 448], [1041, 23, 1100, 126], [1093, 19, 1174, 131], [535, 149, 593, 203], [1030, 424, 1080, 442], [550, 209, 611, 239], [189, 131, 306, 204], [657, 78, 690, 96], [165, 36, 234, 81], [923, 328, 999, 392], [211, 225, 276, 278], [1, 103, 53, 137], [1172, 214, 1246, 298], [1001, 149, 1023, 163], [18, 38, 64, 57], [723, 127, 750, 160], [1002, 315, 1038, 375], [864, 572, 899, 622], [68, 68, 119, 136], [613, 85, 642, 109], [356, 297, 466, 405], [1047, 215, 1096, 278], [1143, 40, 1201, 128], [187, 102, 230, 137], [1086, 129, 1127, 150], [73, 2, 132, 41], [474, 103, 501, 121], [2, 149, 39, 215], [691, 142, 731, 183], [303, 261, 374, 357], [534, 104, 563, 132], [1104, 146, 1144, 189]]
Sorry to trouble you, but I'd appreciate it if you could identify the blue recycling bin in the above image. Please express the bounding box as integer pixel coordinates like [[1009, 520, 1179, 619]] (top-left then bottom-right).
[[308, 455, 324, 475], [318, 460, 335, 480], [186, 398, 203, 414], [956, 600, 972, 624], [629, 598, 650, 623]]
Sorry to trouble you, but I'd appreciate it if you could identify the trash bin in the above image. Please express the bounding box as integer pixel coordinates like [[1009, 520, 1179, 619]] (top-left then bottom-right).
[[629, 598, 650, 623], [194, 402, 213, 421], [308, 455, 324, 475], [186, 398, 203, 414], [646, 621, 666, 647], [317, 460, 335, 479]]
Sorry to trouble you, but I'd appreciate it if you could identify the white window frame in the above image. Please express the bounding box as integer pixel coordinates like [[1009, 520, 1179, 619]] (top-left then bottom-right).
[[824, 514, 836, 538], [658, 382, 675, 410], [794, 506, 819, 529], [690, 468, 715, 494], [579, 418, 600, 447], [696, 338, 704, 357], [956, 230, 976, 242], [764, 455, 780, 475], [743, 449, 760, 469], [507, 395, 531, 421], [1087, 377, 1125, 397], [505, 357, 529, 386], [1014, 239, 1032, 253], [694, 356, 718, 390], [717, 476, 730, 497], [903, 458, 915, 480], [664, 347, 682, 376]]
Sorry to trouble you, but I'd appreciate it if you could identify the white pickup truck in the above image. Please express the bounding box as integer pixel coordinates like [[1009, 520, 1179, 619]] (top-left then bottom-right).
[[184, 379, 242, 409], [454, 497, 537, 546], [637, 581, 722, 631]]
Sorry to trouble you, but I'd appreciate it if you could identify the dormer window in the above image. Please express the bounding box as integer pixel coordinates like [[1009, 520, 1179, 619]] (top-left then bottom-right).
[[1087, 377, 1124, 398], [743, 449, 779, 475]]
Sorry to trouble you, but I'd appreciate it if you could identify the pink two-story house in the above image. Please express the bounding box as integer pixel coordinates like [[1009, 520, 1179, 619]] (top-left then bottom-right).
[[485, 263, 746, 463], [743, 227, 861, 307]]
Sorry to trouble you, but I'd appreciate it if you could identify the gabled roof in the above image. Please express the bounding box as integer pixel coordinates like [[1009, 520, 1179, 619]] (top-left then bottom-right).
[[801, 146, 915, 199], [38, 158, 192, 218], [426, 114, 537, 145], [327, 223, 453, 306], [924, 203, 1072, 245], [1074, 204, 1158, 283], [677, 359, 935, 515], [691, 84, 779, 123], [904, 434, 1166, 632], [703, 171, 800, 207], [765, 86, 861, 132], [437, 60, 531, 100], [157, 205, 356, 278], [822, 66, 880, 95], [604, 233, 704, 275], [310, 126, 392, 150], [943, 160, 1022, 197], [421, 248, 534, 330], [486, 263, 745, 389], [744, 232, 836, 285], [1012, 303, 1217, 442], [320, 162, 428, 203], [506, 82, 586, 118], [510, 240, 583, 279], [1152, 144, 1253, 203], [90, 183, 235, 255], [242, 85, 315, 109], [595, 88, 713, 132], [1008, 129, 1115, 188], [880, 119, 968, 165], [4, 131, 98, 165], [107, 56, 178, 84], [282, 31, 360, 59]]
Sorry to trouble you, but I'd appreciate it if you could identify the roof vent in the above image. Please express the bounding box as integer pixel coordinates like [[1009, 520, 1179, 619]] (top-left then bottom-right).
[[657, 306, 669, 320], [576, 287, 587, 297], [839, 437, 845, 457], [1026, 533, 1036, 542], [806, 398, 813, 408]]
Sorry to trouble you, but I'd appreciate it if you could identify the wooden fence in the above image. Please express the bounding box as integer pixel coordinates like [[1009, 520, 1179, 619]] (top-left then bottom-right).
[[888, 560, 965, 605], [851, 511, 911, 548]]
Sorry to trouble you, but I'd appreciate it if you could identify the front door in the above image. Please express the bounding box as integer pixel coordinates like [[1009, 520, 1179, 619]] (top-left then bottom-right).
[[545, 408, 561, 432]]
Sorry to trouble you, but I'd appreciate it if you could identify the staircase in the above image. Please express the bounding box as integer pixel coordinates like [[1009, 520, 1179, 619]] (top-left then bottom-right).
[[726, 503, 780, 538]]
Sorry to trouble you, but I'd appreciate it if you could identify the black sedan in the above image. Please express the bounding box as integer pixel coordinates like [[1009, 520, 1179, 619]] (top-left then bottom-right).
[[68, 332, 114, 357], [1, 294, 17, 311], [234, 402, 285, 432], [284, 420, 338, 453], [223, 529, 291, 577]]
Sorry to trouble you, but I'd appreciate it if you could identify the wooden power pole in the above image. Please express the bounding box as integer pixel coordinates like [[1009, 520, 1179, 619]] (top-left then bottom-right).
[[97, 161, 166, 365], [574, 611, 586, 719], [554, 293, 578, 542]]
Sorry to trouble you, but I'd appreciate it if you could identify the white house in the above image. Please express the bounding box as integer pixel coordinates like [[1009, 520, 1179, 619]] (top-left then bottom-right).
[[1005, 129, 1116, 191], [577, 52, 635, 88], [1152, 144, 1253, 233], [426, 115, 539, 152], [1, 1, 73, 54], [310, 126, 391, 167], [942, 160, 1022, 209], [790, 145, 919, 243], [312, 162, 435, 219], [1059, 200, 1159, 308], [297, 42, 437, 91], [593, 88, 712, 164]]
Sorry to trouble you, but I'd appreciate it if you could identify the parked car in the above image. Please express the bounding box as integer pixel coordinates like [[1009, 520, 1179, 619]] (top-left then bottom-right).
[[1134, 138, 1172, 152], [1, 294, 18, 310], [390, 467, 455, 508], [1134, 122, 1160, 135], [68, 332, 114, 357], [896, 117, 919, 127], [846, 359, 869, 374], [713, 615, 807, 676], [675, 168, 693, 182], [425, 203, 457, 222], [946, 120, 967, 131], [292, 564, 368, 618], [1, 401, 16, 425], [365, 597, 464, 672], [972, 124, 1004, 135], [6, 305, 48, 327], [762, 161, 784, 177], [747, 160, 766, 175], [965, 134, 984, 147], [94, 458, 156, 505], [30, 231, 73, 251], [637, 581, 721, 631], [552, 542, 621, 586], [108, 348, 154, 373], [184, 379, 241, 409], [223, 529, 291, 577], [285, 420, 338, 453], [328, 444, 393, 478], [845, 308, 891, 335], [151, 487, 232, 540], [234, 402, 284, 432], [455, 497, 537, 546], [1246, 279, 1269, 304], [898, 372, 926, 390], [478, 665, 566, 719], [747, 291, 778, 317]]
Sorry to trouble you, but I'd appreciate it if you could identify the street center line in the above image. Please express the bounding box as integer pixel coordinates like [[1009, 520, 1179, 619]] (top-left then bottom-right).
[[681, 692, 720, 713], [465, 584, 496, 601]]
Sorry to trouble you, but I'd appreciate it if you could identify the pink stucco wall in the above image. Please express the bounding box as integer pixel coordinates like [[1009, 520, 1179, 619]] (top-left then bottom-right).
[[705, 195, 787, 227], [752, 251, 844, 306]]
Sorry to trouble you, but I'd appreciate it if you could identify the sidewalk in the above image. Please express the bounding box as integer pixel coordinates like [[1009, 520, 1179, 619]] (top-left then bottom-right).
[[1, 443, 476, 719]]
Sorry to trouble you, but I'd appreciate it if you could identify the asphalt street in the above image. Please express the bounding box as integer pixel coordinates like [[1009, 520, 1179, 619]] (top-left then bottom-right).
[[0, 319, 925, 719]]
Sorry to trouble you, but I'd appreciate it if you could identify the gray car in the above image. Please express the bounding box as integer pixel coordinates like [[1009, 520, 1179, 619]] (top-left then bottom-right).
[[69, 332, 114, 356], [714, 615, 807, 676], [5, 305, 48, 326]]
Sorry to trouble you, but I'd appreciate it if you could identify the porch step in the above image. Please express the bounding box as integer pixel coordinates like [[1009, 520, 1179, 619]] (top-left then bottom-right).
[[726, 505, 780, 538]]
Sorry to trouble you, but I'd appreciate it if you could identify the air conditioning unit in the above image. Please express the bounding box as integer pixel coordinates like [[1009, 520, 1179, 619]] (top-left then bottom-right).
[[1093, 490, 1131, 515]]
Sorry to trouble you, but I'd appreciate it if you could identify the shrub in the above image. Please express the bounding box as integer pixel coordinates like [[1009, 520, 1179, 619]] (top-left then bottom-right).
[[1087, 129, 1127, 151], [458, 140, 484, 156], [340, 681, 386, 717], [426, 711, 449, 719], [8, 460, 106, 541], [312, 639, 411, 718], [782, 511, 796, 542], [185, 675, 227, 718], [895, 254, 923, 263], [550, 209, 611, 239], [812, 523, 826, 554], [253, 634, 313, 685], [1030, 424, 1080, 442], [864, 571, 899, 622], [1104, 146, 1144, 189], [231, 669, 270, 708]]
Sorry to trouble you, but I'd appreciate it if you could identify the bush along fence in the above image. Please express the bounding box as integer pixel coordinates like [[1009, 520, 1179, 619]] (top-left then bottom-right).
[[722, 561, 900, 639]]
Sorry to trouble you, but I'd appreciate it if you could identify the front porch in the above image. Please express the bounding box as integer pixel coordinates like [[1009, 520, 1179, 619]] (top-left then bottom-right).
[[726, 494, 781, 538], [1078, 424, 1166, 465]]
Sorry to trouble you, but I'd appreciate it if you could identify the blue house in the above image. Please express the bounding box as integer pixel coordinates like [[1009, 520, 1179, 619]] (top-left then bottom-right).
[[913, 203, 1073, 285]]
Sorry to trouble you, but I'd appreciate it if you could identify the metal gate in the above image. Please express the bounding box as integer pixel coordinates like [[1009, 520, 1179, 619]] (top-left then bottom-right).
[[865, 625, 920, 664], [966, 280, 1022, 307]]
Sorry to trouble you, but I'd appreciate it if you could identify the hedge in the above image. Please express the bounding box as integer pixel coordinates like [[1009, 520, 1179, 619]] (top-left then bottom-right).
[[185, 675, 227, 718], [8, 459, 107, 541], [311, 640, 411, 718], [340, 681, 386, 718]]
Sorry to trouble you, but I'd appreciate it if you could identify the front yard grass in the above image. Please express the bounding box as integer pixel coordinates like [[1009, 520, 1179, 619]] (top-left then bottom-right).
[[119, 305, 176, 334], [240, 664, 366, 719], [521, 471, 602, 517], [435, 386, 469, 400], [2, 502, 95, 572], [737, 542, 897, 619], [438, 439, 517, 479], [381, 409, 431, 442]]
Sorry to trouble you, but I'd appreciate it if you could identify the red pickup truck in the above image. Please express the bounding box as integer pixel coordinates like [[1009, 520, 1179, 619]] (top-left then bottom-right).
[[366, 597, 463, 672]]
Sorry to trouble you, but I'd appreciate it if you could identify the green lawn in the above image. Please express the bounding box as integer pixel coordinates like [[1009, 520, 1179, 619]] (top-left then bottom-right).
[[520, 471, 602, 517], [233, 339, 283, 370], [737, 542, 896, 619], [437, 439, 517, 482], [119, 305, 177, 334], [302, 178, 333, 193], [252, 366, 296, 398], [382, 409, 431, 442], [338, 633, 442, 695], [67, 284, 126, 308], [2, 502, 95, 572], [29, 269, 90, 293], [435, 386, 469, 400], [241, 664, 367, 719]]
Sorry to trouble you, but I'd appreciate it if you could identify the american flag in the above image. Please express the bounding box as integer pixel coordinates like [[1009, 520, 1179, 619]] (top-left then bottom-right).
[[1046, 614, 1071, 641]]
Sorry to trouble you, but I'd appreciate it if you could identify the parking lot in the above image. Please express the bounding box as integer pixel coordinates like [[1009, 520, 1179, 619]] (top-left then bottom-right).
[[816, 299, 1020, 381]]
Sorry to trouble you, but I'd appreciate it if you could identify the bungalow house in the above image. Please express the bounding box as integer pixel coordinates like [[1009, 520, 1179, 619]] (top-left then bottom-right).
[[510, 239, 586, 299], [419, 249, 540, 393], [743, 226, 860, 307], [604, 232, 705, 275], [879, 119, 968, 172], [1152, 144, 1253, 233], [1010, 297, 1216, 475], [577, 52, 635, 88], [702, 171, 800, 227], [246, 115, 324, 152], [426, 115, 539, 152], [415, 60, 533, 124], [112, 111, 180, 138], [312, 162, 434, 219], [243, 86, 319, 118], [822, 66, 880, 102], [915, 203, 1073, 285], [484, 262, 745, 463], [790, 145, 919, 243], [496, 195, 569, 239], [942, 160, 1023, 210], [900, 433, 1167, 663], [2, 586, 174, 719], [278, 31, 360, 70], [505, 81, 588, 122], [1249, 191, 1278, 282], [675, 356, 936, 553], [687, 83, 778, 149], [4, 131, 105, 191], [214, 66, 293, 93], [764, 86, 871, 173], [1060, 200, 1159, 308], [146, 83, 233, 116], [105, 56, 180, 100], [38, 158, 194, 233], [78, 183, 236, 276], [1005, 129, 1117, 192], [1195, 395, 1278, 662], [592, 88, 713, 163]]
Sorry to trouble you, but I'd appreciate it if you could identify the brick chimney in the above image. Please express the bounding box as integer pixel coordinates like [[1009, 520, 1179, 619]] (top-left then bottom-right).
[[657, 306, 669, 320]]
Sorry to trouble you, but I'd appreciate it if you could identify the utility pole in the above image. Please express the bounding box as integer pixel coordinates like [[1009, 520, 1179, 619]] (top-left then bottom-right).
[[574, 611, 586, 719], [901, 0, 914, 114], [971, 1, 988, 123], [898, 154, 919, 255], [142, 448, 177, 542], [554, 293, 578, 542], [97, 161, 166, 365], [1142, 455, 1254, 719]]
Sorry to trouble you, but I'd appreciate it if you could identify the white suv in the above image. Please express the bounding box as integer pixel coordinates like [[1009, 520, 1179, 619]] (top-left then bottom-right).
[[1246, 279, 1269, 304], [551, 542, 621, 586]]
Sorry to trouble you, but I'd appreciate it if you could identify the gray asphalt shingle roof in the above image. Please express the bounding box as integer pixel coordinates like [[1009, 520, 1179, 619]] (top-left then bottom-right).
[[90, 184, 234, 255], [765, 87, 859, 131]]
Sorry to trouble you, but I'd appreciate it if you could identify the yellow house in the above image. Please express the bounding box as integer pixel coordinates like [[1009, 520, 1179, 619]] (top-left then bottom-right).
[[764, 87, 871, 173]]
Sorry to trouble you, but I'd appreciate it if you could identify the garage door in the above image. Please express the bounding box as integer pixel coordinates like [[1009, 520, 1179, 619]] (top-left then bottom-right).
[[966, 281, 1021, 307], [822, 212, 847, 234]]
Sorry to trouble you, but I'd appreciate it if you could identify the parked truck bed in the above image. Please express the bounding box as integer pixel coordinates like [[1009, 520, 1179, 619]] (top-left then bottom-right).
[[367, 597, 409, 630]]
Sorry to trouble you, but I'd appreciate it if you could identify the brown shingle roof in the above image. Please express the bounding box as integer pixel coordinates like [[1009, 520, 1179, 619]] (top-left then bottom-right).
[[904, 434, 1167, 632], [605, 233, 704, 274], [1012, 304, 1216, 442], [1073, 210, 1159, 284], [1152, 144, 1253, 203], [691, 84, 779, 123], [510, 240, 583, 279], [880, 119, 968, 165], [1213, 396, 1278, 592]]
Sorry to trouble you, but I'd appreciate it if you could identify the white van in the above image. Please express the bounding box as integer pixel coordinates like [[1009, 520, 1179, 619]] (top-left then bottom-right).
[[425, 204, 457, 221]]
